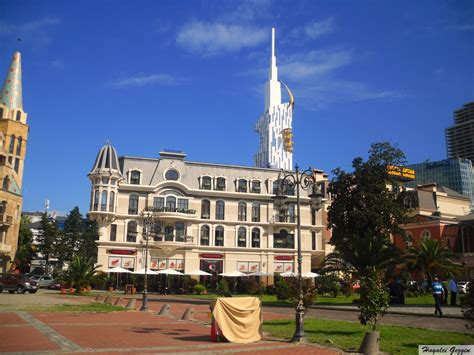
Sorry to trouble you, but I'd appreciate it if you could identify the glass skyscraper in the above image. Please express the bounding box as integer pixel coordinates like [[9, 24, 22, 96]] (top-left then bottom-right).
[[405, 158, 474, 210]]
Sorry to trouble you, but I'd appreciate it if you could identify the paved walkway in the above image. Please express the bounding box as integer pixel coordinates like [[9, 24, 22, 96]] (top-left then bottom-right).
[[0, 295, 341, 354]]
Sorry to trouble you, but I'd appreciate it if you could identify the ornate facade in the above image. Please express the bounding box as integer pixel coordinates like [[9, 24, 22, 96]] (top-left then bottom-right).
[[0, 52, 29, 272], [88, 147, 329, 276]]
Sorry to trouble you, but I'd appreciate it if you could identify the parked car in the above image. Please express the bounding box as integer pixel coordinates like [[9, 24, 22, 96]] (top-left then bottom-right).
[[47, 281, 62, 290], [0, 273, 38, 294], [29, 275, 54, 288], [458, 281, 470, 294]]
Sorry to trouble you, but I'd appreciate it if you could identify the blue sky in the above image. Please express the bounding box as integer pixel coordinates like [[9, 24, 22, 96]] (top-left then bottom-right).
[[0, 0, 473, 215]]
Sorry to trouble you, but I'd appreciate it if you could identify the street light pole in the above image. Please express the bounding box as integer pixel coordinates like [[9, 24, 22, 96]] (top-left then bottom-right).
[[272, 164, 324, 343], [140, 210, 153, 312]]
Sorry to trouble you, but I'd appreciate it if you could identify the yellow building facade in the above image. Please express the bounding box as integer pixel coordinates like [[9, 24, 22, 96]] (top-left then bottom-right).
[[0, 52, 29, 272]]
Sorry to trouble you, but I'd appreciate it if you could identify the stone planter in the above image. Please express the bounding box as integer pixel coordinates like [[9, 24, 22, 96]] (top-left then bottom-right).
[[359, 331, 380, 354]]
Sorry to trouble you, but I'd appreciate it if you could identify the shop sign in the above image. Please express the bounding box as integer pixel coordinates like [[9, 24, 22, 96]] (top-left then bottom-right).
[[199, 253, 224, 259], [275, 255, 293, 261], [108, 249, 136, 255]]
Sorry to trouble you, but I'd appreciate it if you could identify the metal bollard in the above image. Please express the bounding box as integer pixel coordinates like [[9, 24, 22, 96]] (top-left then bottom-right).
[[181, 307, 194, 320], [126, 298, 136, 310], [158, 304, 171, 315], [114, 297, 123, 306]]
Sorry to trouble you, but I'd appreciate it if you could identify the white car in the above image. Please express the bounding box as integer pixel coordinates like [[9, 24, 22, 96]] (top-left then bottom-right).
[[29, 275, 54, 288], [458, 281, 470, 294]]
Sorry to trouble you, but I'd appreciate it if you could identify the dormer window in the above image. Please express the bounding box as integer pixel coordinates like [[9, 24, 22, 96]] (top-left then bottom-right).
[[130, 170, 140, 185], [202, 176, 212, 190], [237, 179, 247, 192], [216, 177, 226, 191], [251, 180, 261, 193]]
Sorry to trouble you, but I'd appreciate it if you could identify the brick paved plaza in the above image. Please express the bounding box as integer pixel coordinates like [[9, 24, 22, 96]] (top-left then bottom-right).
[[0, 295, 340, 354]]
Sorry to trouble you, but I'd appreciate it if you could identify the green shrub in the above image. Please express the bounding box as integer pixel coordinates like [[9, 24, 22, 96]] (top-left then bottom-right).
[[462, 282, 474, 329], [193, 284, 206, 295], [285, 277, 317, 306], [275, 278, 291, 301], [242, 278, 259, 295], [217, 279, 229, 295], [358, 273, 390, 331]]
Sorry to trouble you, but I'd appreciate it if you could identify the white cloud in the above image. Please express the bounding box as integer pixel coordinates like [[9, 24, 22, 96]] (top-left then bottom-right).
[[0, 17, 61, 46], [176, 21, 267, 56], [108, 73, 179, 89], [304, 17, 336, 39]]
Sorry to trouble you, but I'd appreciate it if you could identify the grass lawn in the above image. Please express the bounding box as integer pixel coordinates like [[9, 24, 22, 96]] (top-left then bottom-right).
[[263, 318, 473, 355], [23, 302, 126, 312]]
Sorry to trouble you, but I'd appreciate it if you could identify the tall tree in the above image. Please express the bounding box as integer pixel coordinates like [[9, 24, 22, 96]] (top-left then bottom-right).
[[61, 207, 84, 262], [78, 219, 99, 260], [15, 215, 35, 273], [327, 142, 411, 330], [36, 212, 60, 269]]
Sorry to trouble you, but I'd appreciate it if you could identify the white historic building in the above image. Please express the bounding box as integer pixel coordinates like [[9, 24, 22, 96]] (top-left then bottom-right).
[[254, 28, 293, 170], [88, 147, 329, 276], [87, 28, 329, 278]]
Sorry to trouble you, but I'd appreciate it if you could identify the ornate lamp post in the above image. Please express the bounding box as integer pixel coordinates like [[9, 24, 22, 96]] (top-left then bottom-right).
[[139, 210, 157, 312], [273, 164, 324, 343]]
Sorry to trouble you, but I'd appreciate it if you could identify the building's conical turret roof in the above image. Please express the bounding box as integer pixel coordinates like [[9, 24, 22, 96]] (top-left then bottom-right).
[[0, 52, 23, 110], [90, 142, 121, 175]]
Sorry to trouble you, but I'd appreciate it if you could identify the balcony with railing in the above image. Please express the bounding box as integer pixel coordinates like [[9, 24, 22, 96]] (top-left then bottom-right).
[[0, 213, 13, 228], [271, 213, 296, 225], [145, 206, 197, 221]]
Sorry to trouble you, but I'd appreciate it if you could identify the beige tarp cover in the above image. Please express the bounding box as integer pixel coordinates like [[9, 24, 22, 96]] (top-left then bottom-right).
[[212, 297, 262, 343]]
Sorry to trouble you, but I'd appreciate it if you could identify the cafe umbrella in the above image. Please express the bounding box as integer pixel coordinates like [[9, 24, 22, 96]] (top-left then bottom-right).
[[104, 266, 131, 289]]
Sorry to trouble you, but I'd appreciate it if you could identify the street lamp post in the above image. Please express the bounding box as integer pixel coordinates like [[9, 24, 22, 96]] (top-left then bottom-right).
[[273, 164, 324, 343], [139, 210, 154, 312]]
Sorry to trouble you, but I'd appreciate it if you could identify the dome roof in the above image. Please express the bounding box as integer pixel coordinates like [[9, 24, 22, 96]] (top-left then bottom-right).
[[90, 143, 121, 175]]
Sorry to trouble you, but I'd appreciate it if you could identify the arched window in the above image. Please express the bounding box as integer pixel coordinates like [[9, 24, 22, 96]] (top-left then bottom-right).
[[237, 227, 247, 247], [130, 170, 141, 184], [273, 179, 295, 195], [8, 135, 15, 154], [128, 194, 139, 215], [93, 190, 99, 210], [200, 225, 210, 246], [251, 228, 260, 248], [201, 199, 210, 219], [251, 180, 261, 193], [237, 179, 247, 192], [101, 191, 107, 211], [216, 200, 225, 220], [421, 230, 431, 240], [127, 221, 137, 242], [201, 176, 212, 190], [216, 177, 226, 191], [251, 202, 260, 222], [2, 176, 9, 191], [16, 111, 21, 121], [166, 196, 176, 211], [274, 229, 294, 249], [215, 226, 224, 246], [238, 202, 247, 221], [109, 191, 115, 212], [16, 137, 22, 156]]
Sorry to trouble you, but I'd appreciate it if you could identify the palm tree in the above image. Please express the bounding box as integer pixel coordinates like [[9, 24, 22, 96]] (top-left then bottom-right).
[[407, 238, 461, 286], [66, 255, 101, 292]]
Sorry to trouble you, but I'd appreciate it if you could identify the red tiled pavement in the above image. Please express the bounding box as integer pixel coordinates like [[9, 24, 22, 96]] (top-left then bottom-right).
[[0, 325, 60, 353], [0, 311, 28, 324]]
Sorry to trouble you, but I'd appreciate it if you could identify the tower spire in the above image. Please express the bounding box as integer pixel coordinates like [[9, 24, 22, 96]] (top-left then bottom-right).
[[265, 28, 281, 110], [0, 52, 23, 111]]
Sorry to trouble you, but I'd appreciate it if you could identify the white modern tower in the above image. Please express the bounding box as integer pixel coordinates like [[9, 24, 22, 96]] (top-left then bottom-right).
[[254, 28, 293, 170]]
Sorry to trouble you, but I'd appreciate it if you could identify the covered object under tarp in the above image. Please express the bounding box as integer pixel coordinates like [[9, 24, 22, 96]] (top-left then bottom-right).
[[211, 297, 262, 343]]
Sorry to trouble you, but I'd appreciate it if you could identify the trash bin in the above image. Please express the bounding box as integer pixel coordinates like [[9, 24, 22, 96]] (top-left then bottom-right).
[[210, 297, 262, 343]]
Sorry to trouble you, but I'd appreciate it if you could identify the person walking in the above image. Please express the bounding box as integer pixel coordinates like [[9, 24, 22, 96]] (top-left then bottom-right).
[[432, 277, 444, 317], [448, 277, 458, 306]]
